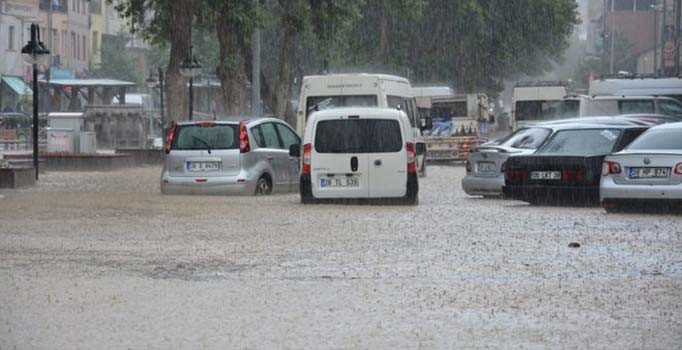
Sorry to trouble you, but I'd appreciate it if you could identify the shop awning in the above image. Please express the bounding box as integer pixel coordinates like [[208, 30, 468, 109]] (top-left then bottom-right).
[[1, 76, 33, 95]]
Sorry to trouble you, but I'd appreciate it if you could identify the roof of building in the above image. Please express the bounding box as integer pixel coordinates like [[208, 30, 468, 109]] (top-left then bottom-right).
[[38, 78, 136, 87], [1, 76, 33, 95]]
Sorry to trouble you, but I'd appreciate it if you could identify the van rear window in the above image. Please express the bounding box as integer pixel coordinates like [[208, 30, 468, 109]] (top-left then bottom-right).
[[306, 95, 378, 118], [314, 119, 403, 153]]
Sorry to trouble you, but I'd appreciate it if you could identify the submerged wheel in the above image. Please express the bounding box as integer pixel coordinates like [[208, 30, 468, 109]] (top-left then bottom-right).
[[255, 175, 272, 196]]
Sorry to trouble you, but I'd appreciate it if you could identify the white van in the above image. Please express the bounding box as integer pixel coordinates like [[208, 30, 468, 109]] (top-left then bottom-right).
[[296, 73, 430, 176], [290, 107, 419, 205], [589, 77, 682, 101], [511, 81, 576, 130]]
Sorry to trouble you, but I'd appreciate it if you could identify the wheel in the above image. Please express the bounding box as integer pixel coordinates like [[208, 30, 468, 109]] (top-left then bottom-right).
[[402, 173, 419, 205], [255, 175, 272, 196], [602, 200, 624, 213], [300, 175, 316, 204]]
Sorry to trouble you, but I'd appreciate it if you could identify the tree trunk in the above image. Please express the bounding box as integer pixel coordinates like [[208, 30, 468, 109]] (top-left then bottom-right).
[[165, 0, 193, 123], [376, 0, 388, 62], [271, 24, 295, 123], [216, 19, 249, 116]]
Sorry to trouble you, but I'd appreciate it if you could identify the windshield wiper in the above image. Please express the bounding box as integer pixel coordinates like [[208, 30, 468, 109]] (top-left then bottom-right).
[[192, 136, 212, 154]]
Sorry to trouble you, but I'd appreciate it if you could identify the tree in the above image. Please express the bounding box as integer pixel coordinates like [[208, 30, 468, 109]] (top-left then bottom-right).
[[92, 33, 141, 84], [110, 0, 195, 123]]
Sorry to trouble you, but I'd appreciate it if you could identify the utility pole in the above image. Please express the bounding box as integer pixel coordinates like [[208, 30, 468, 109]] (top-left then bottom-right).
[[609, 0, 615, 74], [251, 26, 262, 116], [675, 0, 682, 77]]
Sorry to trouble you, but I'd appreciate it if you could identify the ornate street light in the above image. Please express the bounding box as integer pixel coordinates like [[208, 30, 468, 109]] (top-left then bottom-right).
[[179, 46, 202, 120], [21, 23, 50, 180]]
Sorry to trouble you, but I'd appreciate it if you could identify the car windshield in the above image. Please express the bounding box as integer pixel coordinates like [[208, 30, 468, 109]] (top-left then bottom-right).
[[536, 128, 622, 155], [314, 119, 402, 153], [515, 99, 579, 121], [172, 124, 238, 150], [626, 129, 682, 150], [306, 95, 378, 118], [499, 127, 551, 149]]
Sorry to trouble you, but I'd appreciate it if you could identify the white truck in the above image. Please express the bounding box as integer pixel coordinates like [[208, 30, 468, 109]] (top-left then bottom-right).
[[297, 73, 431, 175], [414, 90, 490, 161], [510, 81, 577, 130]]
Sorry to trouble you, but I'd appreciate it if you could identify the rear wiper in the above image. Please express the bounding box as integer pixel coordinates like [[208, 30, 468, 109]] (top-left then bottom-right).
[[192, 136, 212, 154]]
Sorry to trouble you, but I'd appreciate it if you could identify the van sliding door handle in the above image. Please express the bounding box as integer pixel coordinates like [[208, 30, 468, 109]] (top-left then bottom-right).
[[267, 156, 274, 160], [374, 159, 382, 166], [350, 156, 358, 172]]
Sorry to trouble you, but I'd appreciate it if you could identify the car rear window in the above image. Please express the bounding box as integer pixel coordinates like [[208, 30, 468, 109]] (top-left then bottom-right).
[[536, 128, 623, 156], [172, 124, 238, 150], [626, 129, 682, 150], [314, 119, 403, 153], [501, 127, 551, 149]]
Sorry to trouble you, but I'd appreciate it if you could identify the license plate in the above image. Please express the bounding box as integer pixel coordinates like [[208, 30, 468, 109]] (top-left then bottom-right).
[[530, 171, 561, 180], [628, 167, 670, 179], [186, 161, 221, 172], [321, 177, 359, 188], [477, 161, 496, 172]]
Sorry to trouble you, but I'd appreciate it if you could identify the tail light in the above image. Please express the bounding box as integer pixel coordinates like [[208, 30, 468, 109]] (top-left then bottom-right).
[[302, 143, 312, 174], [239, 122, 250, 153], [465, 160, 472, 173], [164, 122, 177, 154], [601, 161, 622, 176], [406, 142, 417, 173], [562, 169, 584, 181], [675, 163, 682, 175], [505, 168, 527, 182]]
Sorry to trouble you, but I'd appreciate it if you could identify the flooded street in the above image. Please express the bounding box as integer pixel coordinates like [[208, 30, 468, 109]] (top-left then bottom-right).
[[1, 165, 681, 349]]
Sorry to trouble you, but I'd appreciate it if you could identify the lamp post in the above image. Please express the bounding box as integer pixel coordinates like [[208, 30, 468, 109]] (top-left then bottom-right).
[[179, 46, 202, 121], [21, 23, 50, 180], [146, 68, 165, 148]]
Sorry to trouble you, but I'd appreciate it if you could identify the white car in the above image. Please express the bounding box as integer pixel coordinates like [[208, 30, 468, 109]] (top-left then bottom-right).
[[291, 107, 419, 204], [601, 122, 682, 212]]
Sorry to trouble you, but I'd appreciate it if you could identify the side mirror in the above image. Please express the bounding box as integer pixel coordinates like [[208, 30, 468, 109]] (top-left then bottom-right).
[[289, 144, 300, 157], [415, 142, 426, 156]]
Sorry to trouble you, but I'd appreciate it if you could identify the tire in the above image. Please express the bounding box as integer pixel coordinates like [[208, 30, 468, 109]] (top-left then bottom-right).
[[402, 173, 419, 205], [255, 175, 272, 196], [300, 175, 316, 204]]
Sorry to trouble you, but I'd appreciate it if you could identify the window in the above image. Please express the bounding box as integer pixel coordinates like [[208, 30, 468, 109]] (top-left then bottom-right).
[[314, 119, 403, 154], [71, 32, 76, 60], [172, 124, 238, 150], [51, 29, 57, 52], [658, 100, 682, 115], [275, 123, 300, 150], [8, 26, 15, 51], [514, 100, 580, 122], [92, 32, 99, 54], [626, 129, 682, 150], [537, 129, 623, 155], [82, 35, 86, 60], [305, 95, 378, 119], [619, 100, 654, 114], [62, 31, 67, 56], [254, 123, 282, 149], [387, 95, 417, 127], [501, 127, 552, 149]]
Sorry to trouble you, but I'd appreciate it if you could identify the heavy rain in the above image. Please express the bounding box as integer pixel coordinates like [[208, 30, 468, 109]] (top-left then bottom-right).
[[1, 0, 681, 348]]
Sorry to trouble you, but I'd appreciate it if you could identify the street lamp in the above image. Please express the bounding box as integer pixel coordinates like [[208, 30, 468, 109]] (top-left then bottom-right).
[[21, 23, 50, 180], [145, 68, 165, 148], [179, 46, 202, 120]]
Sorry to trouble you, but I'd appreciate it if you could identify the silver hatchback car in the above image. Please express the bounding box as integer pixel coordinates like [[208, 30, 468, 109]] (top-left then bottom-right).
[[160, 118, 301, 195]]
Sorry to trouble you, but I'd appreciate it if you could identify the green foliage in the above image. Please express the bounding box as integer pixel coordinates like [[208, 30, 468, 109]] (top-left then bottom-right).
[[91, 33, 141, 83]]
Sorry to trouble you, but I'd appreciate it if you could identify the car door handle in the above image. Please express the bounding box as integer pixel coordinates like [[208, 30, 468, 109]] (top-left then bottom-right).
[[374, 159, 382, 166], [267, 156, 274, 160]]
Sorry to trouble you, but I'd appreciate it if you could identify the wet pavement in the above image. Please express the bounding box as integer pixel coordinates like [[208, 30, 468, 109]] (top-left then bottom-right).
[[1, 165, 681, 348]]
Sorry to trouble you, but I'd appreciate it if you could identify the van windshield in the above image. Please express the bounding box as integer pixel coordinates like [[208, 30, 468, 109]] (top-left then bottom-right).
[[306, 95, 378, 118], [515, 100, 579, 121], [172, 124, 238, 150], [314, 119, 402, 153]]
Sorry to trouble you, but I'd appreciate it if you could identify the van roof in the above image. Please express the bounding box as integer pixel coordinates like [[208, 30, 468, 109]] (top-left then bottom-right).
[[309, 107, 406, 119], [303, 73, 409, 84]]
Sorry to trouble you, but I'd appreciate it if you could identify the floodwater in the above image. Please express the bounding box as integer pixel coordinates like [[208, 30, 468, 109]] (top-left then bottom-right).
[[1, 166, 681, 348]]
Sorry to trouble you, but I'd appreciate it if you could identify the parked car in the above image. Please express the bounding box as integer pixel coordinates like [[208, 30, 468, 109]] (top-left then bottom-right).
[[291, 107, 419, 204], [462, 116, 652, 197], [160, 118, 301, 195], [503, 123, 649, 205], [601, 122, 682, 213]]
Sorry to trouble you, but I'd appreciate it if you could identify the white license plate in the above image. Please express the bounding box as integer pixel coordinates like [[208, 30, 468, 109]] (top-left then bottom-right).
[[321, 177, 359, 188], [628, 167, 670, 179], [530, 171, 561, 180], [477, 161, 496, 172], [186, 161, 221, 172]]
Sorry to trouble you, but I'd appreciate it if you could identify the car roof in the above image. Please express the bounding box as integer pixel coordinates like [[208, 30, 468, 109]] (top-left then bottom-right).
[[175, 117, 285, 126], [309, 107, 406, 119], [536, 121, 647, 131], [646, 121, 682, 130], [588, 95, 676, 100]]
